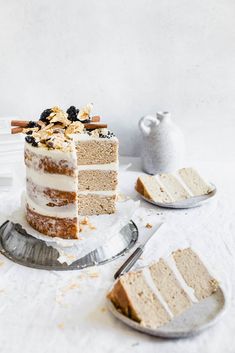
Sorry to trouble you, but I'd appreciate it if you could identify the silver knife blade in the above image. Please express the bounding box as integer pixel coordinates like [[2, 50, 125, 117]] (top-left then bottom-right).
[[114, 222, 164, 279], [140, 222, 164, 249]]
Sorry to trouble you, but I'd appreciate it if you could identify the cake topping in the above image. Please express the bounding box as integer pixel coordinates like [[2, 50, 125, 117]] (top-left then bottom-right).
[[67, 106, 79, 122], [78, 103, 93, 122], [17, 104, 114, 150]]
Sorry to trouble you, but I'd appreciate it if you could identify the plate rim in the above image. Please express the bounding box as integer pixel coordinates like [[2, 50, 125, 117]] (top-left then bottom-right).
[[106, 284, 228, 338], [137, 184, 217, 209]]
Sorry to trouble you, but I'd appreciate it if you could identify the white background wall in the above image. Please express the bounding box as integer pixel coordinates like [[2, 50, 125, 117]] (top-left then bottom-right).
[[0, 0, 234, 160]]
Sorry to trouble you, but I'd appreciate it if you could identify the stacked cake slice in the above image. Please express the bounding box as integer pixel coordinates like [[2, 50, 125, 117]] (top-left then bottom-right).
[[136, 167, 214, 204], [108, 248, 219, 329]]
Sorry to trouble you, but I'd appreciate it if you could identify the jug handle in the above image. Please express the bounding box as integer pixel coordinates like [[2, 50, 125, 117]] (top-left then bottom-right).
[[139, 115, 157, 136]]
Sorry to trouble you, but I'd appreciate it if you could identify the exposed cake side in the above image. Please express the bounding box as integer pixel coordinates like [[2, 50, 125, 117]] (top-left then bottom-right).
[[75, 131, 119, 215]]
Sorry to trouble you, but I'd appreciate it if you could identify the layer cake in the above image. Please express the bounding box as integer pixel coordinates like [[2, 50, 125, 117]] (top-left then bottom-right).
[[23, 105, 118, 239]]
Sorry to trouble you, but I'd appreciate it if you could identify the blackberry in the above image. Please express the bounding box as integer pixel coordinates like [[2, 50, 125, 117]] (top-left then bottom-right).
[[39, 108, 52, 123], [32, 140, 38, 147], [67, 106, 79, 121], [26, 130, 33, 135], [28, 121, 38, 128], [25, 136, 35, 144]]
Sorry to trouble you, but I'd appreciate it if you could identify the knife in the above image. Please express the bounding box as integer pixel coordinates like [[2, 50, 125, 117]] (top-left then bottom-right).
[[114, 223, 164, 280]]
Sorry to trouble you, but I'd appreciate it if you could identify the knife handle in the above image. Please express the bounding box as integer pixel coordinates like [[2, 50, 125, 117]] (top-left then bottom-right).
[[114, 247, 144, 280]]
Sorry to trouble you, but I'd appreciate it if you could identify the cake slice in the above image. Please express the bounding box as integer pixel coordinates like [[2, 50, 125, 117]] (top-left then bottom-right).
[[173, 248, 219, 300], [135, 175, 172, 203], [178, 167, 214, 196], [107, 271, 171, 328], [158, 173, 190, 202], [108, 248, 219, 329], [149, 259, 192, 316]]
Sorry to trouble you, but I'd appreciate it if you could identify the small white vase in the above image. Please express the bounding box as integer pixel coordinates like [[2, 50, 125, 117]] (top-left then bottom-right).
[[139, 112, 185, 175]]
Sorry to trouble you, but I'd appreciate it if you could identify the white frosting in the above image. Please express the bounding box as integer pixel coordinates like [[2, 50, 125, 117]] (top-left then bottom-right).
[[142, 268, 174, 319], [25, 142, 77, 163], [77, 162, 118, 171], [26, 195, 77, 218], [154, 175, 174, 202], [78, 190, 117, 196], [173, 171, 194, 197], [26, 167, 77, 192], [164, 255, 198, 303], [72, 133, 118, 142]]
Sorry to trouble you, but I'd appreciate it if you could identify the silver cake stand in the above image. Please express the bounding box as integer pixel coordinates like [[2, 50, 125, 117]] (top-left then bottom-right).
[[0, 220, 138, 270]]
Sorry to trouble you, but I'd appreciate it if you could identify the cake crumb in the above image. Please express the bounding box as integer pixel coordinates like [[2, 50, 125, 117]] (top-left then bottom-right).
[[0, 260, 4, 267], [100, 307, 107, 313], [117, 193, 130, 202], [145, 223, 153, 229], [57, 323, 65, 329], [87, 270, 100, 278], [80, 217, 96, 231]]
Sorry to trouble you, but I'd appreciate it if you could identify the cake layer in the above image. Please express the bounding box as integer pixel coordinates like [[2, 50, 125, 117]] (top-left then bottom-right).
[[78, 170, 118, 191], [27, 178, 76, 207], [25, 144, 77, 176], [108, 271, 171, 328], [76, 140, 118, 165], [179, 168, 214, 196], [26, 205, 78, 239], [173, 248, 219, 300], [149, 259, 192, 316], [26, 194, 78, 218], [77, 194, 116, 215], [135, 175, 172, 203], [26, 167, 77, 192]]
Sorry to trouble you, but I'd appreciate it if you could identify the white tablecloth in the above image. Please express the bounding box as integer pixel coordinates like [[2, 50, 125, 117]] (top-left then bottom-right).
[[0, 157, 234, 353]]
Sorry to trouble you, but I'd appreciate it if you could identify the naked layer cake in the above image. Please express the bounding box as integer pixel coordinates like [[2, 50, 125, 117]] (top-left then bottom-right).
[[108, 248, 219, 329], [23, 105, 119, 239]]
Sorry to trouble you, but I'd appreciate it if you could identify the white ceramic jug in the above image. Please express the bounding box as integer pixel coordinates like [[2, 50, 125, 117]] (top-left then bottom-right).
[[139, 112, 185, 174]]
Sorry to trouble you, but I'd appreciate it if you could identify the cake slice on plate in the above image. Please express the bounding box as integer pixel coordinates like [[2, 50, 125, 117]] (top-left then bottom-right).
[[135, 167, 214, 204], [108, 248, 219, 329]]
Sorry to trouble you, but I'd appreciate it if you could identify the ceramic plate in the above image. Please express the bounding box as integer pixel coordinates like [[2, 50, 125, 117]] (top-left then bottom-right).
[[138, 185, 217, 209], [107, 285, 227, 338]]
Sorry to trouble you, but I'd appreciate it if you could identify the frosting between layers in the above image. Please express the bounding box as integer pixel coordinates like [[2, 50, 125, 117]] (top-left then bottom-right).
[[78, 190, 117, 196], [77, 162, 118, 171], [26, 167, 77, 192]]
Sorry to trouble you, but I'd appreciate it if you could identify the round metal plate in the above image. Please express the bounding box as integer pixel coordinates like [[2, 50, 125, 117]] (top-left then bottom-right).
[[107, 285, 227, 338], [0, 220, 138, 270]]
